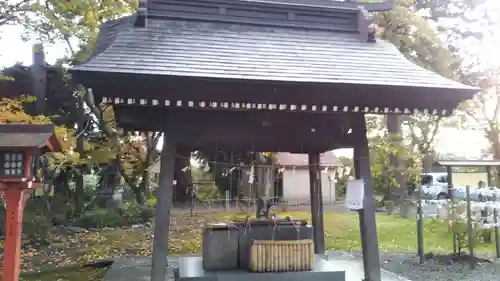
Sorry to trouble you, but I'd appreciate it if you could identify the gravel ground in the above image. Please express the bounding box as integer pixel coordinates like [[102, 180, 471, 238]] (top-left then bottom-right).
[[351, 252, 500, 281]]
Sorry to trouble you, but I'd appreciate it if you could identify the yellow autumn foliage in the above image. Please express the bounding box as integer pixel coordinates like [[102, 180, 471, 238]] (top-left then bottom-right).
[[0, 97, 114, 169]]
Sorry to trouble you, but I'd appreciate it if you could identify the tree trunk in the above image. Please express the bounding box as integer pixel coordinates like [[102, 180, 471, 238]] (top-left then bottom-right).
[[422, 150, 434, 173], [489, 129, 500, 187], [74, 118, 86, 215], [136, 169, 149, 205], [255, 153, 268, 198], [134, 133, 157, 205], [386, 115, 407, 202], [173, 148, 193, 203], [74, 173, 85, 214], [54, 169, 70, 196]]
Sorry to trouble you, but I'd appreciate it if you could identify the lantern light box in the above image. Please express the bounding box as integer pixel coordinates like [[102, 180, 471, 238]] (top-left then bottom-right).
[[0, 124, 58, 183], [0, 152, 25, 177]]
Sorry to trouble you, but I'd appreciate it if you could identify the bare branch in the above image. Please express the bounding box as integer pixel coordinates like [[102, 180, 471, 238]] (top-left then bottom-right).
[[427, 116, 442, 150], [0, 0, 32, 26]]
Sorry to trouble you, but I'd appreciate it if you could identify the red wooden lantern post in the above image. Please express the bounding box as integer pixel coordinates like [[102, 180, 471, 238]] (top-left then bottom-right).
[[0, 124, 61, 281]]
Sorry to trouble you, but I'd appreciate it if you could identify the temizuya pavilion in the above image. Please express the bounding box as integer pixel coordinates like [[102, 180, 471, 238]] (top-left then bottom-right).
[[71, 0, 476, 281]]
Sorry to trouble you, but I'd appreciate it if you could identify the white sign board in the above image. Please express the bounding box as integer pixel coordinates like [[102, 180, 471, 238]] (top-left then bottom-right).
[[345, 179, 365, 210]]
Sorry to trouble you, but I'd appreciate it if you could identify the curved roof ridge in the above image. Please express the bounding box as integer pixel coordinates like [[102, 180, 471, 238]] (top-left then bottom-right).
[[233, 0, 394, 12], [81, 15, 135, 64]]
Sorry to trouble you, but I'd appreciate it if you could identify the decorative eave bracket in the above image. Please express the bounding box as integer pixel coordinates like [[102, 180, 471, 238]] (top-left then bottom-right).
[[350, 0, 395, 12], [355, 0, 394, 42], [100, 96, 454, 117], [135, 0, 148, 27], [357, 7, 376, 42]]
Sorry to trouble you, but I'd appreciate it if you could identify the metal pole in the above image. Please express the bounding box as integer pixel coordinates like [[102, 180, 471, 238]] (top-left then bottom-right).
[[486, 166, 500, 257], [225, 190, 230, 210], [495, 208, 500, 258], [190, 187, 194, 215], [329, 180, 332, 205], [465, 185, 475, 270], [264, 167, 271, 198], [416, 192, 424, 264], [446, 165, 457, 253], [230, 150, 234, 209]]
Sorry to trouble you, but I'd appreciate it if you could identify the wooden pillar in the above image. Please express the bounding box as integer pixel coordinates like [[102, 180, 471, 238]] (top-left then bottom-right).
[[2, 187, 30, 281], [352, 114, 381, 281], [151, 134, 176, 281], [309, 152, 325, 254]]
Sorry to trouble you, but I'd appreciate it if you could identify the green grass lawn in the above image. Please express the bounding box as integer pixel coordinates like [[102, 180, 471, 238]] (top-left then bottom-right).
[[4, 211, 497, 280]]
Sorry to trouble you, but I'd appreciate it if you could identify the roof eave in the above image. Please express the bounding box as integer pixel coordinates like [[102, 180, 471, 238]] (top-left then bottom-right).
[[435, 160, 500, 167], [0, 124, 62, 153]]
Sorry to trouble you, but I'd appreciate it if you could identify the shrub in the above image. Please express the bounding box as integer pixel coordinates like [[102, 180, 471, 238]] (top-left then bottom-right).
[[73, 209, 125, 229], [146, 195, 157, 208], [23, 212, 53, 243], [49, 194, 76, 223], [140, 206, 155, 222], [72, 201, 156, 230], [120, 202, 155, 224]]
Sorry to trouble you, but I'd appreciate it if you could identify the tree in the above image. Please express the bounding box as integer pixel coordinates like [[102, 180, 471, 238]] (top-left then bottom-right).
[[120, 131, 162, 204], [374, 0, 463, 173], [192, 150, 276, 201], [417, 0, 495, 47], [334, 156, 353, 196], [420, 0, 500, 181], [460, 70, 500, 183], [0, 0, 32, 26], [24, 0, 135, 208], [17, 1, 172, 205], [369, 132, 419, 203], [22, 0, 136, 61], [0, 96, 79, 213], [81, 101, 163, 205]]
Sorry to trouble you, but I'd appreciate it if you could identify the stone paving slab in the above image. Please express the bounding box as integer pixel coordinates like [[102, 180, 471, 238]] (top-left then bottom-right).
[[103, 256, 180, 281], [326, 252, 410, 281]]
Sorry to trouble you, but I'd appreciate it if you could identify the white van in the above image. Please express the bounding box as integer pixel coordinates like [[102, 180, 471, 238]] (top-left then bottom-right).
[[418, 173, 495, 201], [419, 172, 450, 199]]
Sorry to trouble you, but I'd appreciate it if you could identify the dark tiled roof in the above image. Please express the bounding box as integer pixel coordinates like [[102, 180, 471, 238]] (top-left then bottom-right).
[[276, 152, 342, 167], [147, 0, 394, 18], [73, 18, 474, 90], [0, 124, 60, 151], [85, 15, 135, 63], [223, 0, 392, 10]]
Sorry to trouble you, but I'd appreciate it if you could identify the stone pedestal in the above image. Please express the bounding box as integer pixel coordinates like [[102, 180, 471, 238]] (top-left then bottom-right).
[[202, 223, 239, 270]]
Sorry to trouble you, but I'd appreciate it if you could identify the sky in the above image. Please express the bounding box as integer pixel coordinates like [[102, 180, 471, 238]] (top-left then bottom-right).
[[0, 5, 496, 160], [0, 25, 67, 66]]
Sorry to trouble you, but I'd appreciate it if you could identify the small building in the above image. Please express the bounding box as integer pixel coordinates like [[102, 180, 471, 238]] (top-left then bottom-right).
[[276, 152, 341, 205], [70, 0, 478, 279]]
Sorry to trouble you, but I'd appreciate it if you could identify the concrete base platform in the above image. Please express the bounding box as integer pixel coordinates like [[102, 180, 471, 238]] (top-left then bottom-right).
[[103, 252, 411, 281], [178, 254, 344, 281]]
